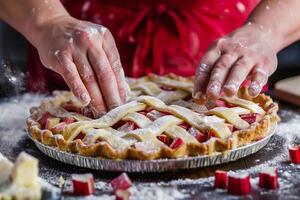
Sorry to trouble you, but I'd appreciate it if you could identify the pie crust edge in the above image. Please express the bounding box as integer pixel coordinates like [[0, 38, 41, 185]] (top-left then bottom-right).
[[26, 81, 280, 160]]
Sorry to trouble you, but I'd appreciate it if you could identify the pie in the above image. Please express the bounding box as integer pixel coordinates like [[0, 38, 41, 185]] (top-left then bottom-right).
[[27, 74, 279, 160]]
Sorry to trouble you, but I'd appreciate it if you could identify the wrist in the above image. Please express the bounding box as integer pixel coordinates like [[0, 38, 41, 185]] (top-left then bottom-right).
[[23, 10, 71, 47], [244, 20, 284, 53], [241, 21, 283, 53]]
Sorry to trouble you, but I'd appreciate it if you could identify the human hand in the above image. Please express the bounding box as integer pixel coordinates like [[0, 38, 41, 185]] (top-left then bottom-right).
[[33, 16, 128, 117], [193, 23, 279, 100]]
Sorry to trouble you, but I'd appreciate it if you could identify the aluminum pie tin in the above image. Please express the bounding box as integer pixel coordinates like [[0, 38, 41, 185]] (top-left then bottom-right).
[[28, 124, 276, 172]]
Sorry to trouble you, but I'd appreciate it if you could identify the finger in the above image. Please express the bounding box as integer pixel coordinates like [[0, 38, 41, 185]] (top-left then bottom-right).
[[206, 53, 239, 99], [74, 55, 107, 116], [223, 57, 254, 96], [88, 47, 122, 110], [103, 30, 129, 103], [57, 56, 91, 105], [193, 48, 221, 99], [248, 67, 268, 97]]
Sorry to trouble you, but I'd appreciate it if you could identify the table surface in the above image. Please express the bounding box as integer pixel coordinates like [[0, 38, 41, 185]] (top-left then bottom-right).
[[0, 94, 300, 200]]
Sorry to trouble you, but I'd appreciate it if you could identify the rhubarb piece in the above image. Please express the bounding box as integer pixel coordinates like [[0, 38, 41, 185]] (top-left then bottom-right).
[[157, 134, 172, 145], [115, 189, 130, 200], [179, 122, 191, 130], [62, 102, 80, 113], [45, 117, 60, 130], [110, 173, 133, 192], [215, 100, 228, 107], [72, 173, 95, 196], [259, 167, 279, 189], [214, 170, 228, 189], [188, 127, 209, 143], [117, 121, 138, 132], [240, 113, 261, 124], [227, 172, 251, 195], [188, 127, 200, 137], [63, 117, 76, 124], [195, 132, 208, 143], [146, 110, 166, 121], [288, 145, 300, 164], [51, 122, 67, 134], [38, 112, 52, 128], [11, 152, 39, 188], [169, 137, 184, 150], [74, 132, 86, 140]]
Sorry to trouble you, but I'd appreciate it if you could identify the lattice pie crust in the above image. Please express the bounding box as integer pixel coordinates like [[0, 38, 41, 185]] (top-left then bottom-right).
[[27, 74, 279, 160]]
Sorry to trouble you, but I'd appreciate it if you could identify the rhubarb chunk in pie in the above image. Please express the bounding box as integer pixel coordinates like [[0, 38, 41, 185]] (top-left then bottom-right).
[[27, 74, 279, 160]]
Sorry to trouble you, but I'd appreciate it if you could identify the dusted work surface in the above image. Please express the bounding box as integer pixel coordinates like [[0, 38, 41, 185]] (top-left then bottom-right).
[[0, 94, 299, 199]]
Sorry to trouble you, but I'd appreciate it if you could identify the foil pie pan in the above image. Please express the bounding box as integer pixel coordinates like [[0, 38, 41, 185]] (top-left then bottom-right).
[[28, 125, 276, 172]]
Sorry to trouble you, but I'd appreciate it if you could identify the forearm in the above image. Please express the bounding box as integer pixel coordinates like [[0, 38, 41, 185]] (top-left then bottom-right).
[[248, 0, 300, 51], [0, 0, 70, 46]]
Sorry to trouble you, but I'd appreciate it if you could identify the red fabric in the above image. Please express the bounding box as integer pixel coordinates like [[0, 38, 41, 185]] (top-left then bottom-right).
[[27, 0, 260, 92]]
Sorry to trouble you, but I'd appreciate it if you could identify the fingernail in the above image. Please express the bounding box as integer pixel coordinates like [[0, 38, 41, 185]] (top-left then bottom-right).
[[197, 63, 210, 73], [208, 83, 221, 95], [249, 81, 262, 96], [80, 93, 90, 105], [224, 82, 238, 91]]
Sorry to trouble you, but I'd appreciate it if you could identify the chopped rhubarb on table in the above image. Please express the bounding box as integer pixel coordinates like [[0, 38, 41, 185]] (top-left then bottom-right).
[[51, 122, 67, 134], [45, 117, 60, 130], [63, 117, 76, 124], [214, 170, 228, 189], [169, 137, 184, 150], [72, 173, 95, 196], [38, 112, 52, 128], [115, 189, 130, 200], [288, 145, 300, 164], [259, 167, 279, 189], [117, 121, 138, 132], [240, 113, 261, 124], [157, 134, 172, 145], [110, 173, 133, 192], [227, 172, 251, 195]]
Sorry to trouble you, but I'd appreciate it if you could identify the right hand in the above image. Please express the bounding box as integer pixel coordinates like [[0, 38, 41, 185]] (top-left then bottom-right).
[[193, 22, 278, 100], [33, 16, 129, 117]]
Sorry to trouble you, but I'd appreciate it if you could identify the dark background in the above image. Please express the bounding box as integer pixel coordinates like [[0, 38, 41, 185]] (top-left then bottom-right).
[[0, 21, 299, 97]]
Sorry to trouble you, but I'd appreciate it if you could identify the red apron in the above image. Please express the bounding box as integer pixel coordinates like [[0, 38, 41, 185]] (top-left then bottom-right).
[[27, 0, 260, 92]]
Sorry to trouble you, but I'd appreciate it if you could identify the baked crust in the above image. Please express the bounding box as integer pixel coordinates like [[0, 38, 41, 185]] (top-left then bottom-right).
[[27, 74, 279, 160]]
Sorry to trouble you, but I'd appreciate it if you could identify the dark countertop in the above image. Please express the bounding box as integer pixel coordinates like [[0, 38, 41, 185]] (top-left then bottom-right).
[[0, 94, 300, 200]]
